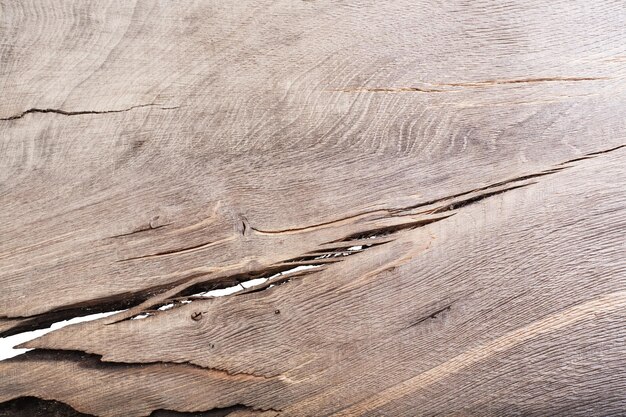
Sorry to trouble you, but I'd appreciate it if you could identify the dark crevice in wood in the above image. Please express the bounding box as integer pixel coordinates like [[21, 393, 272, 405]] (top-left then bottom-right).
[[2, 261, 325, 337], [332, 77, 608, 94], [118, 239, 223, 262], [0, 397, 277, 417], [126, 265, 328, 321], [176, 264, 314, 299], [558, 144, 626, 165], [249, 210, 387, 235], [391, 168, 565, 214], [395, 144, 623, 215], [585, 143, 625, 156], [0, 103, 173, 121], [309, 239, 392, 253], [408, 305, 452, 328], [433, 76, 608, 87], [249, 145, 621, 237], [557, 155, 594, 165], [149, 405, 274, 417], [333, 86, 446, 93], [0, 397, 278, 417], [485, 167, 567, 189], [119, 243, 392, 321], [0, 301, 132, 339], [109, 223, 171, 238], [431, 183, 533, 214], [283, 244, 372, 263], [233, 268, 322, 297], [9, 349, 280, 380], [0, 396, 95, 417], [0, 275, 200, 338], [328, 215, 453, 243]]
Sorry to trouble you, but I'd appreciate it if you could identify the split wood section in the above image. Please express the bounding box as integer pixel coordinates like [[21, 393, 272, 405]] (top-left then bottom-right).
[[1, 1, 625, 416]]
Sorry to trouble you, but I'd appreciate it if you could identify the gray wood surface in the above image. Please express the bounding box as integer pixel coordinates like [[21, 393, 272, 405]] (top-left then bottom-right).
[[1, 1, 625, 416]]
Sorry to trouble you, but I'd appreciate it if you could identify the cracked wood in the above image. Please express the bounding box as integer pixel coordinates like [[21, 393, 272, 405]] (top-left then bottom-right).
[[1, 0, 626, 416]]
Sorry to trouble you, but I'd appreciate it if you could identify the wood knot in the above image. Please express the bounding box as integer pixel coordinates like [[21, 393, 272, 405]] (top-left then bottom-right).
[[238, 214, 250, 236], [191, 312, 203, 321]]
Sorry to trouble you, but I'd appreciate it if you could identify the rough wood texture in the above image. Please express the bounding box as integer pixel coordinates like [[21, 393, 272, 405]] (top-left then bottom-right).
[[1, 1, 625, 416]]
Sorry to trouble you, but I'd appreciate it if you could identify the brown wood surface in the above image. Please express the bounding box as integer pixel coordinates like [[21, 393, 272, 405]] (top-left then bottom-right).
[[1, 1, 625, 416]]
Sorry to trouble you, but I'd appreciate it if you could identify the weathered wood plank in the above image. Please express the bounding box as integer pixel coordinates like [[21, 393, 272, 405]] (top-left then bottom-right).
[[1, 0, 625, 415], [4, 146, 626, 415], [2, 0, 626, 327]]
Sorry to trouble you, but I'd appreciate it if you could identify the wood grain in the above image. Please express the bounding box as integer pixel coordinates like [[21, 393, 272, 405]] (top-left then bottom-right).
[[1, 0, 625, 416]]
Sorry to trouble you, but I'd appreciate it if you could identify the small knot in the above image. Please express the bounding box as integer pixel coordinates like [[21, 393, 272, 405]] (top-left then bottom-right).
[[191, 312, 203, 321]]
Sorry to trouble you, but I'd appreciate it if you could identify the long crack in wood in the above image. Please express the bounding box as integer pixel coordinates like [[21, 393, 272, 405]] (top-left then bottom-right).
[[1, 144, 622, 358], [0, 103, 177, 121], [0, 397, 278, 417]]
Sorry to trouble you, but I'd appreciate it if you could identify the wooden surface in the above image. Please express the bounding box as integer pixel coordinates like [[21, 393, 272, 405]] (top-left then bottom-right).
[[1, 1, 625, 416]]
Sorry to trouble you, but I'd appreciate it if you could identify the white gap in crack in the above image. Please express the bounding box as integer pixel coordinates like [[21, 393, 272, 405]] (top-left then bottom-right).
[[132, 265, 324, 321], [1, 264, 331, 359], [0, 310, 124, 361], [191, 265, 321, 297]]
